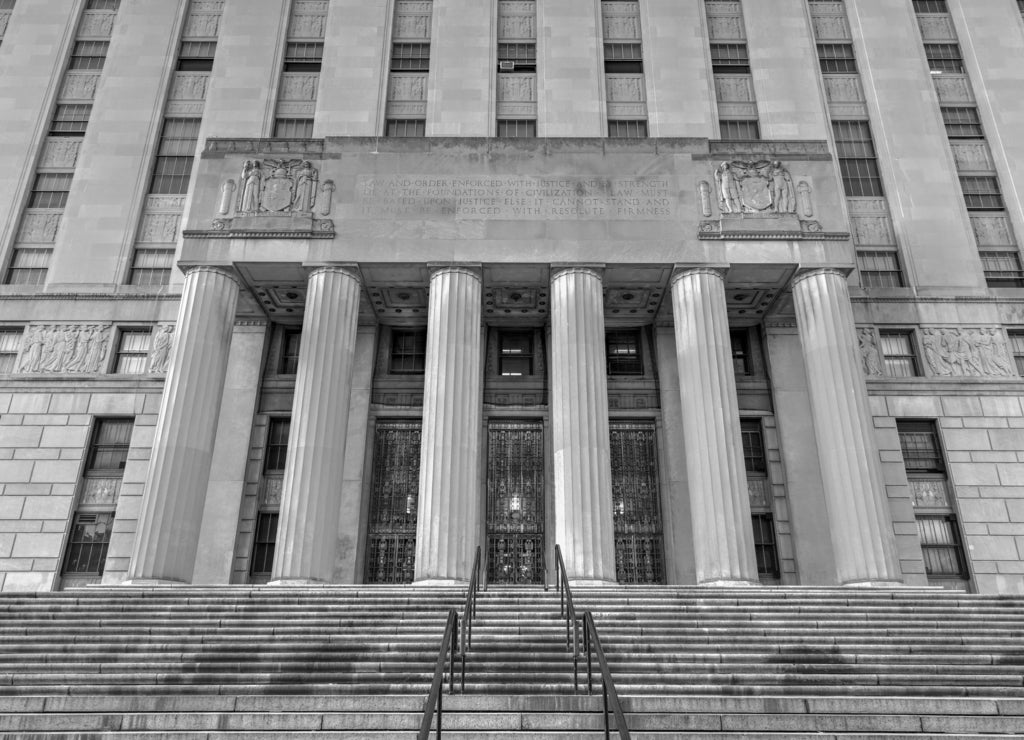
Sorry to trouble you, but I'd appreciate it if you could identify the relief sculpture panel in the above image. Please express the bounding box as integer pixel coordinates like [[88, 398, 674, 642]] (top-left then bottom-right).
[[921, 328, 1015, 378], [17, 325, 112, 375], [858, 327, 883, 377]]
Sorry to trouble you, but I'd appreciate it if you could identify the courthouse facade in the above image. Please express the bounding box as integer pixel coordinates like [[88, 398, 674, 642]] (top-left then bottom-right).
[[0, 0, 1023, 594]]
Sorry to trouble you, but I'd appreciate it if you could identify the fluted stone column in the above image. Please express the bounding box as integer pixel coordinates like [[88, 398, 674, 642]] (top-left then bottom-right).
[[127, 266, 240, 583], [792, 268, 902, 586], [271, 266, 362, 583], [414, 266, 483, 583], [671, 267, 759, 585], [550, 266, 616, 583]]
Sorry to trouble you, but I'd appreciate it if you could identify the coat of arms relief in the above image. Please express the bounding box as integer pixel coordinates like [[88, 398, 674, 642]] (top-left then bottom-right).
[[213, 159, 335, 234], [699, 160, 821, 238]]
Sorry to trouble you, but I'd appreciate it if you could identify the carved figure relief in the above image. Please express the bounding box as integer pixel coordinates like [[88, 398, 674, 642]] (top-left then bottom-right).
[[17, 324, 111, 374], [858, 328, 883, 377], [714, 160, 799, 215], [921, 328, 1015, 378], [235, 160, 323, 215], [798, 181, 814, 218], [147, 324, 175, 374]]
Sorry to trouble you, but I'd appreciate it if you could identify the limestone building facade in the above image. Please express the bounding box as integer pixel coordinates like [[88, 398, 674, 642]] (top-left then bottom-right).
[[0, 0, 1023, 594]]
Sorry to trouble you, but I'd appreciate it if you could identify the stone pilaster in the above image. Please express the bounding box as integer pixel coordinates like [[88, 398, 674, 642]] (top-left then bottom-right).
[[414, 266, 483, 582], [127, 266, 240, 583], [671, 267, 759, 585], [271, 266, 362, 583], [792, 268, 902, 586], [550, 266, 616, 583]]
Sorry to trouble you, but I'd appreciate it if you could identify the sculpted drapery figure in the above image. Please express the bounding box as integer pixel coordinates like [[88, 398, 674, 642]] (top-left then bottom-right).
[[239, 160, 262, 213], [293, 161, 318, 213], [714, 160, 800, 215]]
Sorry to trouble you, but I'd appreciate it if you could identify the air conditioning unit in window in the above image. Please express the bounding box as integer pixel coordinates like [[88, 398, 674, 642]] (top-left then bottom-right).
[[499, 60, 516, 71]]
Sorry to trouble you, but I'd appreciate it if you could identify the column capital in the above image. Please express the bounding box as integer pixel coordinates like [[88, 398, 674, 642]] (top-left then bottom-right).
[[791, 266, 852, 288], [670, 265, 729, 286], [551, 264, 605, 282], [427, 263, 482, 281], [183, 264, 241, 288], [306, 263, 363, 283]]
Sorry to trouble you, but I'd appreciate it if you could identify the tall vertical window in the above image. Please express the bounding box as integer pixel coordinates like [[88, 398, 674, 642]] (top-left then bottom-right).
[[0, 328, 22, 373], [606, 330, 642, 376], [742, 419, 778, 580], [279, 329, 302, 374], [498, 331, 534, 376], [603, 0, 647, 139], [833, 121, 884, 197], [390, 329, 427, 374], [496, 1, 537, 137], [251, 417, 290, 578], [148, 118, 201, 195], [879, 331, 920, 377], [730, 329, 751, 376]]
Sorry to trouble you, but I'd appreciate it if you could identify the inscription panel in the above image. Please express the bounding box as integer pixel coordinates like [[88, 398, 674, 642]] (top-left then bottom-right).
[[356, 175, 675, 220]]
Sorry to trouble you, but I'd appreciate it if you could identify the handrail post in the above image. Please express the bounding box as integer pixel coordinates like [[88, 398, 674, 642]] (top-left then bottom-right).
[[603, 683, 610, 740]]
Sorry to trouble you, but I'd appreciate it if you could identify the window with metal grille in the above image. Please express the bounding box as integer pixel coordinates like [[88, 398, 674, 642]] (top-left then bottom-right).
[[273, 118, 314, 138], [0, 329, 22, 373], [979, 250, 1024, 288], [925, 43, 964, 73], [29, 173, 73, 208], [499, 331, 533, 376], [817, 43, 857, 74], [857, 250, 905, 288], [149, 118, 200, 195], [177, 41, 216, 72], [720, 120, 760, 140], [86, 0, 120, 9], [390, 329, 426, 374], [49, 104, 91, 136], [1009, 331, 1024, 375], [264, 417, 290, 473], [498, 43, 536, 72], [741, 419, 767, 476], [604, 43, 642, 73], [5, 248, 50, 286], [879, 331, 919, 377], [959, 176, 1004, 211], [63, 512, 114, 575], [917, 515, 968, 578], [731, 329, 751, 376], [497, 119, 536, 138], [606, 330, 642, 376], [115, 329, 150, 374], [279, 329, 301, 374], [283, 41, 323, 72], [898, 421, 946, 474], [391, 43, 430, 71], [941, 107, 983, 138], [250, 511, 279, 576], [69, 41, 109, 71], [710, 43, 750, 74], [385, 119, 425, 137], [752, 513, 780, 579], [608, 120, 647, 139], [913, 0, 948, 13], [129, 249, 174, 286], [832, 120, 884, 197]]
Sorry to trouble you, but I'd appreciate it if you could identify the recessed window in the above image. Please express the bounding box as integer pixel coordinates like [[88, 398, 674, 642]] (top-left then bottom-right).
[[710, 43, 750, 74], [386, 119, 426, 138], [86, 0, 120, 9], [1008, 331, 1024, 375], [604, 43, 642, 73], [283, 41, 323, 72], [498, 43, 536, 72], [752, 513, 780, 579], [264, 417, 291, 474], [63, 512, 115, 575], [833, 120, 884, 197], [391, 43, 430, 71], [85, 418, 133, 474], [69, 41, 109, 71], [279, 329, 301, 374], [29, 173, 73, 209], [741, 419, 766, 476], [390, 329, 427, 374], [817, 43, 857, 74], [608, 120, 647, 139], [499, 331, 533, 376], [941, 107, 983, 139], [606, 330, 642, 376], [913, 0, 948, 13], [5, 248, 50, 286], [274, 118, 314, 138], [177, 41, 216, 72], [50, 104, 92, 136], [129, 249, 174, 287], [857, 250, 905, 288], [980, 251, 1024, 288], [924, 43, 963, 74], [720, 120, 760, 140], [497, 120, 536, 138], [730, 329, 751, 376], [960, 176, 1004, 211], [149, 118, 201, 195], [115, 329, 151, 374], [0, 328, 22, 373], [879, 331, 919, 377], [250, 511, 279, 577]]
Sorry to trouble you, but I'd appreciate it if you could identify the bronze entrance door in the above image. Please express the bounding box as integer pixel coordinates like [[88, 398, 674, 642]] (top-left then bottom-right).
[[610, 420, 665, 583], [486, 419, 545, 585], [365, 420, 420, 584]]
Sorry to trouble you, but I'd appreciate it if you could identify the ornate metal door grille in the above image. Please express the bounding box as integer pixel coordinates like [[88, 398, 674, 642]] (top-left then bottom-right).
[[610, 421, 664, 583], [486, 420, 544, 585], [365, 420, 420, 584]]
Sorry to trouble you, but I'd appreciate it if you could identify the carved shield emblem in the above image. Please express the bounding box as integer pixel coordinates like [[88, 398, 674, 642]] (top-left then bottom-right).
[[738, 174, 772, 212], [262, 174, 294, 212]]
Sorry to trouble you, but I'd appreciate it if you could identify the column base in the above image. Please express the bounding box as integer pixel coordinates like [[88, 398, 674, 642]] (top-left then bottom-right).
[[119, 578, 189, 586], [841, 579, 906, 588], [698, 579, 760, 587]]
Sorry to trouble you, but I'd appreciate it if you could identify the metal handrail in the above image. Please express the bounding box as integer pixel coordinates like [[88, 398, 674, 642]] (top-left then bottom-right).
[[554, 544, 631, 740], [418, 546, 483, 739]]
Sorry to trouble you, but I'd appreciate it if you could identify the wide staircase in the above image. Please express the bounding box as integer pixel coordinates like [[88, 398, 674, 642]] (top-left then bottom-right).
[[1, 585, 1023, 737]]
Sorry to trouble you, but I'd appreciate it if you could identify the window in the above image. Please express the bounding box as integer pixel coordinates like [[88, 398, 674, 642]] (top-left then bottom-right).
[[6, 248, 50, 285], [941, 107, 983, 138], [857, 250, 905, 288], [283, 42, 323, 72], [608, 120, 647, 139], [833, 120, 884, 197], [264, 418, 291, 474], [817, 43, 857, 74], [280, 329, 301, 374], [129, 249, 174, 287], [752, 513, 780, 579], [604, 43, 643, 73], [391, 43, 430, 71], [49, 104, 91, 136], [149, 118, 201, 195], [879, 331, 919, 377], [69, 41, 109, 71], [730, 329, 751, 376], [498, 331, 533, 376], [498, 43, 536, 72], [1009, 331, 1024, 375], [115, 329, 150, 374], [497, 120, 536, 138], [86, 0, 120, 9], [386, 119, 425, 137], [63, 512, 115, 575], [913, 0, 948, 13], [741, 419, 767, 476], [273, 118, 314, 138], [720, 120, 760, 140], [85, 418, 132, 474], [29, 173, 73, 209], [979, 251, 1024, 288], [0, 329, 22, 373], [710, 43, 750, 74], [250, 511, 279, 577], [390, 329, 426, 374], [925, 43, 963, 73], [177, 41, 216, 72], [606, 330, 642, 376], [917, 515, 968, 579], [960, 176, 1004, 211], [898, 422, 945, 475]]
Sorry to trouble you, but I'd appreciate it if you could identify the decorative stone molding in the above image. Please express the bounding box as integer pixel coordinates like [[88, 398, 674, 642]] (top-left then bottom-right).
[[708, 16, 744, 40], [78, 11, 115, 38], [231, 159, 325, 216], [498, 2, 536, 40], [260, 476, 283, 508], [280, 73, 319, 101], [951, 142, 995, 172], [851, 215, 897, 246], [146, 195, 186, 211], [138, 213, 182, 244], [714, 75, 755, 103], [812, 15, 850, 41], [60, 73, 100, 101], [80, 477, 121, 507], [970, 215, 1014, 247], [857, 327, 883, 377], [39, 139, 81, 169], [17, 213, 61, 244], [184, 9, 222, 39], [606, 75, 645, 103], [933, 76, 973, 103], [747, 478, 770, 509], [289, 0, 328, 39], [394, 1, 432, 40], [921, 328, 1015, 378], [715, 160, 798, 215], [916, 15, 956, 41], [17, 324, 111, 374], [824, 76, 865, 103], [497, 75, 536, 103], [910, 479, 950, 509], [169, 72, 209, 102], [388, 74, 427, 102], [602, 15, 640, 41]]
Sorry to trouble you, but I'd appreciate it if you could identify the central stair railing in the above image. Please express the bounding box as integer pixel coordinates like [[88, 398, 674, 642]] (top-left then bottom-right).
[[418, 545, 482, 740], [554, 544, 631, 740]]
